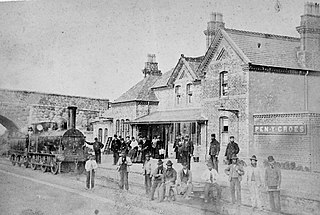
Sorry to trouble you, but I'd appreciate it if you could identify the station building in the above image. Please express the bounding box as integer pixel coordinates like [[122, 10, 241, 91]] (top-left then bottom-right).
[[96, 2, 320, 172]]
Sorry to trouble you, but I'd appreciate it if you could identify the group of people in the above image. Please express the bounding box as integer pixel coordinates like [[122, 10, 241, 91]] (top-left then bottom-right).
[[84, 133, 282, 213], [110, 135, 165, 166]]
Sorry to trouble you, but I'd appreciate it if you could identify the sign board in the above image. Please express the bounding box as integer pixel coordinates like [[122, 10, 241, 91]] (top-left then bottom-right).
[[103, 137, 113, 154], [254, 125, 307, 135]]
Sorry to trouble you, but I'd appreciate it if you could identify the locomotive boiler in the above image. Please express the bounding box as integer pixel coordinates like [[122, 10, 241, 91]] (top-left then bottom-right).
[[8, 106, 88, 174]]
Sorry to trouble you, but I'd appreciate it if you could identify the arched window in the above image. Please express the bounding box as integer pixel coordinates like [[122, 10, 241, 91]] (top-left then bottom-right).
[[98, 128, 103, 142], [116, 119, 120, 136], [220, 71, 228, 97], [125, 119, 130, 137], [121, 119, 125, 138], [104, 128, 108, 143], [186, 83, 193, 103], [175, 85, 181, 105]]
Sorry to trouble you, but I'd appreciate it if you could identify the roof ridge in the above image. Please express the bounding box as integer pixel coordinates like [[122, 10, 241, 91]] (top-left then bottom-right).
[[225, 28, 300, 41], [183, 55, 205, 62]]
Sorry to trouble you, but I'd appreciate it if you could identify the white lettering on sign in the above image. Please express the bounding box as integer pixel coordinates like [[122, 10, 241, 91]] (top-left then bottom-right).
[[253, 125, 307, 135]]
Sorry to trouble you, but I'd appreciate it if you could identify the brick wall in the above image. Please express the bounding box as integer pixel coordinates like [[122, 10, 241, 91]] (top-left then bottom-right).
[[253, 112, 320, 172]]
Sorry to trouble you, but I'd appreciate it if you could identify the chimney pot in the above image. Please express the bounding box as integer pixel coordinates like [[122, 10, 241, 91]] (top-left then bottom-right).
[[211, 12, 217, 22]]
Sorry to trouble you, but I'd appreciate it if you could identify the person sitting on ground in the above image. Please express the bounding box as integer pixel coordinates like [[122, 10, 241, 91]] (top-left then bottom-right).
[[177, 162, 193, 200], [202, 162, 222, 203]]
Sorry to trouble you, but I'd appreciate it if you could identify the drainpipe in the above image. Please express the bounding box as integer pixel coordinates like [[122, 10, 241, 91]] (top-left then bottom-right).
[[304, 71, 309, 111]]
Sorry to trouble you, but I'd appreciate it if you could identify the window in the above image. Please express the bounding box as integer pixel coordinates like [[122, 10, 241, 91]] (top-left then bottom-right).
[[220, 71, 228, 96], [219, 117, 229, 145], [104, 128, 108, 143], [98, 128, 103, 142], [175, 85, 181, 105], [116, 120, 120, 136], [121, 119, 125, 137], [125, 119, 130, 137], [186, 84, 193, 103]]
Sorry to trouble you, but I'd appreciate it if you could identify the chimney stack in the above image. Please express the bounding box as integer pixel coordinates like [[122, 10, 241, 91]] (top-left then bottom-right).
[[296, 2, 320, 69], [204, 12, 225, 50], [142, 54, 162, 77], [67, 106, 77, 129]]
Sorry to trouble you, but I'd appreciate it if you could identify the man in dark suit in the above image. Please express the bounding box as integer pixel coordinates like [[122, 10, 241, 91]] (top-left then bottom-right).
[[180, 134, 194, 170], [86, 137, 104, 164], [225, 136, 240, 165], [111, 135, 121, 165]]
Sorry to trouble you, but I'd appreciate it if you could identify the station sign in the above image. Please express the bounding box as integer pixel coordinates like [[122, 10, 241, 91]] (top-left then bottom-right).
[[254, 125, 307, 135]]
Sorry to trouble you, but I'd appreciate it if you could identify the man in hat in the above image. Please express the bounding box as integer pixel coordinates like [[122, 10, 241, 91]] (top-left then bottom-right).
[[225, 136, 240, 165], [177, 162, 193, 200], [225, 155, 245, 205], [164, 160, 177, 201], [202, 162, 221, 203], [209, 133, 220, 172], [85, 154, 98, 190], [246, 155, 263, 211], [181, 134, 194, 170], [265, 156, 281, 212], [111, 134, 121, 165], [85, 137, 104, 164], [116, 151, 132, 191], [150, 159, 166, 201], [143, 153, 152, 195]]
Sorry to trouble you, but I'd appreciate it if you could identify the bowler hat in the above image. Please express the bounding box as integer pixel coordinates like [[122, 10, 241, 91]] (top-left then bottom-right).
[[166, 160, 173, 166], [267, 156, 275, 162], [145, 154, 151, 158], [211, 134, 216, 138], [157, 159, 163, 165], [230, 136, 235, 139], [250, 155, 258, 161], [207, 162, 214, 167]]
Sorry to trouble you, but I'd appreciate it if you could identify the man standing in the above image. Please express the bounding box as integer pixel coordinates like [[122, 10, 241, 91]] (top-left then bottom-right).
[[143, 154, 152, 195], [141, 136, 151, 162], [202, 162, 222, 203], [116, 151, 132, 191], [265, 156, 281, 213], [173, 135, 181, 162], [86, 138, 104, 164], [181, 134, 194, 170], [111, 135, 121, 165], [225, 136, 240, 165], [209, 134, 220, 172], [246, 155, 263, 211], [177, 162, 193, 200], [225, 155, 245, 206], [85, 155, 98, 190], [150, 159, 166, 202], [164, 160, 177, 201]]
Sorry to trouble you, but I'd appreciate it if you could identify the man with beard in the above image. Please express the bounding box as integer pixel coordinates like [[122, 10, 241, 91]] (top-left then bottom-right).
[[225, 136, 240, 165], [150, 159, 166, 202]]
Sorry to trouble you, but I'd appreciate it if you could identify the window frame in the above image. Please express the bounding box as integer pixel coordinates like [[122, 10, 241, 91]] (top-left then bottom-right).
[[220, 71, 229, 97], [175, 85, 181, 105], [186, 83, 193, 104]]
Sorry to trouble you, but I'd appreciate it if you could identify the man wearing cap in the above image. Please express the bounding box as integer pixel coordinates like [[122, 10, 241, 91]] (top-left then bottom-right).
[[265, 156, 281, 212], [225, 136, 240, 165], [177, 162, 193, 200], [150, 159, 166, 201], [202, 162, 221, 203], [111, 135, 121, 165], [85, 137, 104, 164], [116, 151, 132, 191], [181, 134, 194, 170], [225, 155, 245, 205], [143, 154, 152, 195], [209, 134, 220, 172], [246, 155, 263, 211], [164, 160, 177, 201]]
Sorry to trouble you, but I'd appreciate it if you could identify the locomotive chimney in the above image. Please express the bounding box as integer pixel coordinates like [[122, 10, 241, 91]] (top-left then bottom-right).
[[67, 106, 77, 129]]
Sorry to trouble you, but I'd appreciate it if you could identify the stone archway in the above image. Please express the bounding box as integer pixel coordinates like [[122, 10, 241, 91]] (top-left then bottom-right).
[[0, 115, 19, 133]]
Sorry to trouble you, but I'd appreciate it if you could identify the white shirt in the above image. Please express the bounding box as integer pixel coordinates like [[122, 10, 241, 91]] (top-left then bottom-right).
[[202, 168, 219, 183], [131, 140, 138, 148], [85, 159, 98, 172]]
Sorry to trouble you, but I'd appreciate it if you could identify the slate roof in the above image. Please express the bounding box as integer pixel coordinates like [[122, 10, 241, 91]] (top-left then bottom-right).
[[225, 28, 301, 69], [113, 75, 160, 103], [152, 69, 174, 89]]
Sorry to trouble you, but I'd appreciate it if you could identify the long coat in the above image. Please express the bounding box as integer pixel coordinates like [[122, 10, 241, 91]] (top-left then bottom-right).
[[224, 141, 240, 160]]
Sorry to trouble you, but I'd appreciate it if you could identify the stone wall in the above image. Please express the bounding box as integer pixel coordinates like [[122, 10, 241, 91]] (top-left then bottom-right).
[[253, 112, 320, 172]]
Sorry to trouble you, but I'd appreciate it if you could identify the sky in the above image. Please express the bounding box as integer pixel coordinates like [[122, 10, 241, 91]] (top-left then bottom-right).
[[0, 0, 319, 102]]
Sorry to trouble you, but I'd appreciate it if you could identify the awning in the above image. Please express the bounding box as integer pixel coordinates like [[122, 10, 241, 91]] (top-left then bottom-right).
[[129, 109, 207, 124]]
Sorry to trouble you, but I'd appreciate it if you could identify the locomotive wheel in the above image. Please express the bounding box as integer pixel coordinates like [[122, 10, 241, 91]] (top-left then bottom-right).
[[23, 156, 29, 168], [41, 165, 47, 173], [16, 156, 22, 167], [51, 162, 59, 175], [30, 162, 37, 170], [10, 154, 16, 166]]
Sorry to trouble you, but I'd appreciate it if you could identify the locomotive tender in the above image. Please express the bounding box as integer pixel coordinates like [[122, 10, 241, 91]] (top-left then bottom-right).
[[8, 106, 88, 174]]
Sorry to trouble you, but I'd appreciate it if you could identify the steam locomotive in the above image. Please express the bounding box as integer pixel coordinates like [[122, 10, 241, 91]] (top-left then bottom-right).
[[8, 106, 88, 174]]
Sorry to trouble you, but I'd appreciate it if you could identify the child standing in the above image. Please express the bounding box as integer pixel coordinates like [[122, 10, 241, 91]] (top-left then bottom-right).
[[85, 154, 98, 189]]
